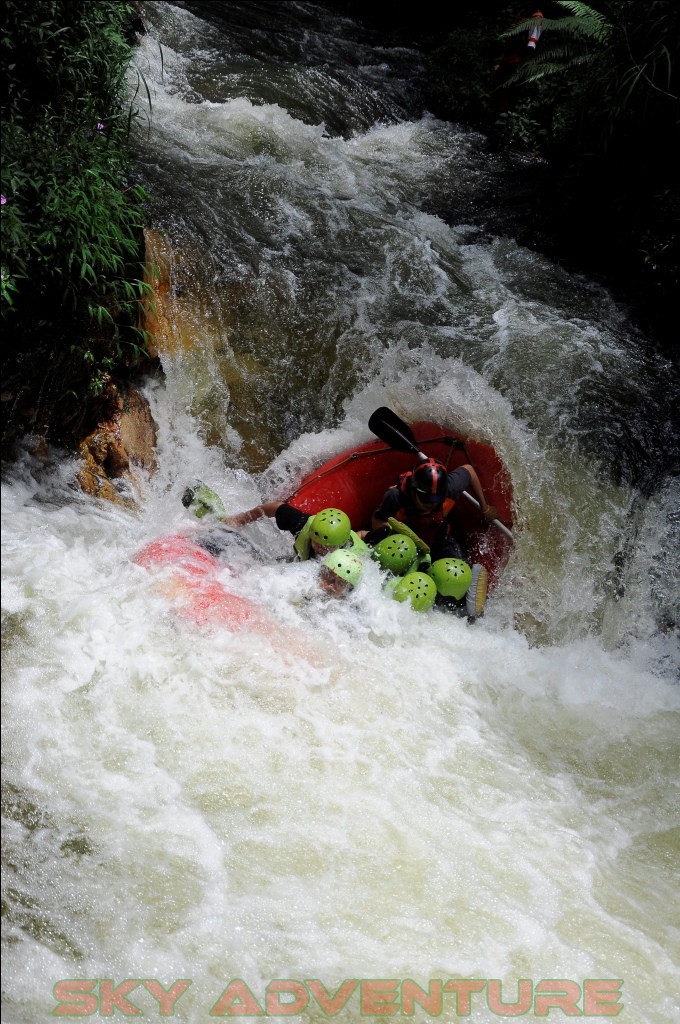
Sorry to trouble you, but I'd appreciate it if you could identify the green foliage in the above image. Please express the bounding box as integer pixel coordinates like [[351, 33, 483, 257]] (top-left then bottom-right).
[[1, 1, 153, 404], [500, 3, 611, 90], [427, 27, 501, 124], [494, 1, 678, 155], [426, 9, 512, 124]]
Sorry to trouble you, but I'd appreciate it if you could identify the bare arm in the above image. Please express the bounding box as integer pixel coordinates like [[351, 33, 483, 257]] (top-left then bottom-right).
[[223, 501, 283, 528]]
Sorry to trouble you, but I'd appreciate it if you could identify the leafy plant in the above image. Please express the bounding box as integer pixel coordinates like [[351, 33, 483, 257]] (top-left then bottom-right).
[[1, 1, 154, 434], [500, 2, 612, 89], [497, 1, 678, 154]]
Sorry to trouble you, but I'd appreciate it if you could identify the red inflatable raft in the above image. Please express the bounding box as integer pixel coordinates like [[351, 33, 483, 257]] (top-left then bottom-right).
[[286, 417, 514, 588]]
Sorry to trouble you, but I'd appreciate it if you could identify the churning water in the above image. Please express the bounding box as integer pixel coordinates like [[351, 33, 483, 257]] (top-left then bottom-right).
[[2, 3, 679, 1022]]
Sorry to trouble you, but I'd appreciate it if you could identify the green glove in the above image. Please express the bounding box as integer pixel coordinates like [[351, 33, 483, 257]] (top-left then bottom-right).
[[387, 517, 430, 554], [181, 481, 226, 519]]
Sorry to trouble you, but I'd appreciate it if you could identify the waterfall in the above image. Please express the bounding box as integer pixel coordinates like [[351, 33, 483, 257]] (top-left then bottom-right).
[[2, 4, 678, 1022]]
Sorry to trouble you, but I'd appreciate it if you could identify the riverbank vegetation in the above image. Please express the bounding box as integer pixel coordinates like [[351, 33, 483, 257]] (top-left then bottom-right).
[[1, 1, 155, 455]]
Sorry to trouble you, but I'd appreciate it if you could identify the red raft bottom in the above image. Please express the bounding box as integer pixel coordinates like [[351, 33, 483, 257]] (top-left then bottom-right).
[[134, 533, 265, 630]]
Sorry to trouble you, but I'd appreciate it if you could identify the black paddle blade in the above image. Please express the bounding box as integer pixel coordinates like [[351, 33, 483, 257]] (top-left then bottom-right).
[[368, 407, 423, 457]]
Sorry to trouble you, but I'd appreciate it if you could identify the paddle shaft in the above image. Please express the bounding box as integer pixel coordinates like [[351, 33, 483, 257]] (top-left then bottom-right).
[[368, 407, 513, 541]]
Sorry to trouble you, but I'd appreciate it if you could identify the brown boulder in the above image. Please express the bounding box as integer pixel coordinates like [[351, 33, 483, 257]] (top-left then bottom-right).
[[77, 377, 158, 509]]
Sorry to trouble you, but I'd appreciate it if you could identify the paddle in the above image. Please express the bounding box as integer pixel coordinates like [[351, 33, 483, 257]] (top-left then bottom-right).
[[368, 407, 513, 540]]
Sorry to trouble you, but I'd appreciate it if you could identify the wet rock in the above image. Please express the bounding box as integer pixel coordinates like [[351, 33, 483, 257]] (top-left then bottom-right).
[[76, 378, 158, 509]]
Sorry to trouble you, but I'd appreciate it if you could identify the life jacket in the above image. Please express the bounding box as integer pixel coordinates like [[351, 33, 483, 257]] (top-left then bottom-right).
[[294, 516, 367, 561], [394, 472, 456, 548]]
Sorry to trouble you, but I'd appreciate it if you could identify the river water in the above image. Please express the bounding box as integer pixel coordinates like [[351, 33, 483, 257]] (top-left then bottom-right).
[[2, 3, 679, 1022]]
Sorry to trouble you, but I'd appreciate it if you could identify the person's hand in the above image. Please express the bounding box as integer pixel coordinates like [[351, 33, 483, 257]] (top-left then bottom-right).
[[223, 513, 247, 528], [481, 503, 499, 524], [223, 506, 263, 528]]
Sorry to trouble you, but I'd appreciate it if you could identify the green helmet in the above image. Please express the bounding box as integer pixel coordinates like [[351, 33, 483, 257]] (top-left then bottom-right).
[[392, 571, 437, 612], [321, 549, 364, 588], [310, 507, 352, 548], [428, 558, 472, 600], [372, 533, 418, 575]]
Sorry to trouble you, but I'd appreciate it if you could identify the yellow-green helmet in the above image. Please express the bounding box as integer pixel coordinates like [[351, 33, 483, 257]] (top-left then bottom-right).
[[310, 507, 352, 548], [428, 558, 472, 600], [321, 549, 364, 588], [372, 533, 418, 575], [392, 571, 437, 612]]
